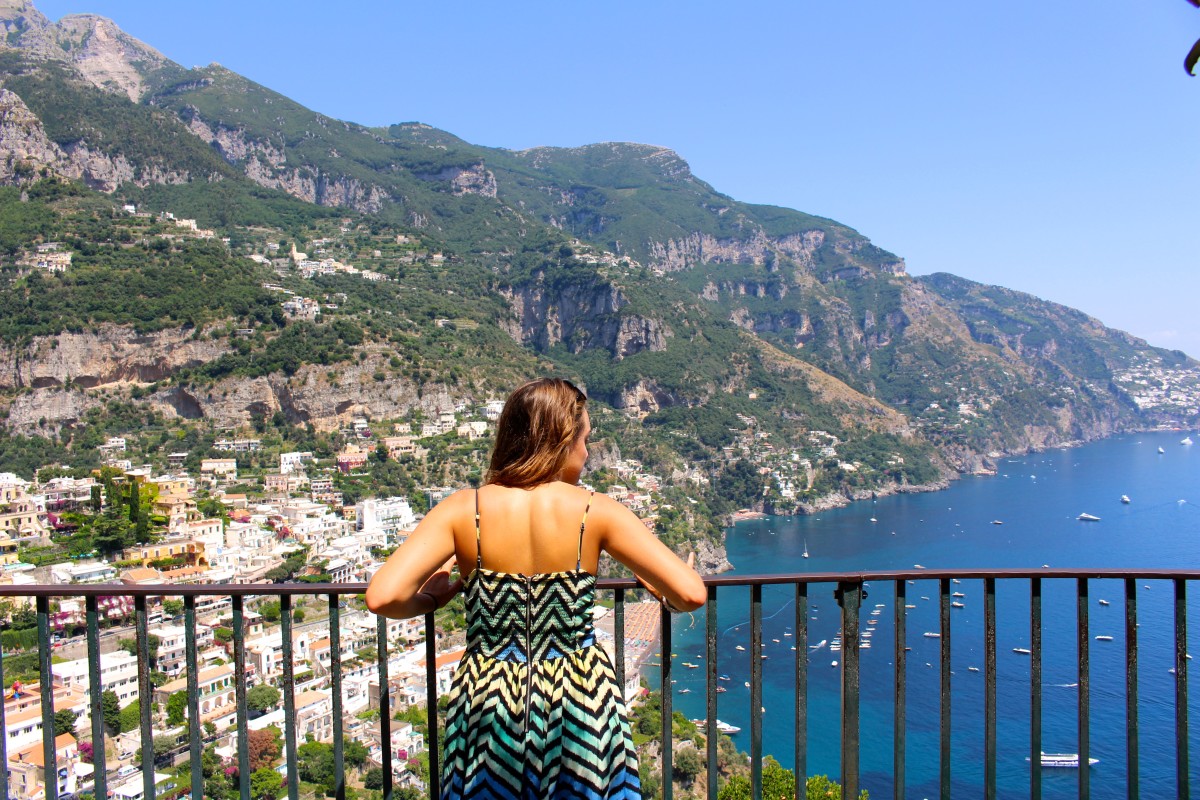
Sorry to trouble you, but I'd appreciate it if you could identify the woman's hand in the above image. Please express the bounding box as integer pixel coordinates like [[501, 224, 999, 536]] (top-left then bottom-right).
[[419, 557, 463, 610]]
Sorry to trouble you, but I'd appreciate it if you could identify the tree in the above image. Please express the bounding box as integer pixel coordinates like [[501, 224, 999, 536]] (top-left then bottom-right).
[[250, 766, 282, 800], [363, 767, 384, 790], [344, 737, 368, 769], [91, 514, 133, 554], [258, 600, 281, 623], [296, 741, 335, 789], [128, 480, 140, 523], [100, 690, 121, 737], [673, 744, 703, 785], [246, 683, 281, 713], [163, 599, 184, 618], [166, 690, 188, 726], [118, 699, 141, 733], [246, 727, 280, 771], [53, 709, 77, 737]]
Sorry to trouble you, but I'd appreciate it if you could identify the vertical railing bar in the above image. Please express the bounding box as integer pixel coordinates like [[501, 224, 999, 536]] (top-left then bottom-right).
[[1175, 578, 1189, 799], [894, 579, 906, 800], [233, 594, 251, 800], [135, 594, 154, 800], [330, 593, 346, 800], [0, 602, 8, 800], [751, 583, 763, 800], [940, 577, 951, 800], [86, 594, 108, 800], [795, 581, 808, 800], [1079, 577, 1090, 800], [615, 588, 626, 699], [1032, 577, 1043, 800], [841, 581, 862, 800], [38, 594, 59, 800], [378, 612, 393, 800], [281, 593, 300, 800], [1124, 578, 1139, 800], [707, 584, 719, 800], [661, 600, 674, 800], [424, 609, 441, 799], [184, 595, 202, 800], [985, 577, 997, 800]]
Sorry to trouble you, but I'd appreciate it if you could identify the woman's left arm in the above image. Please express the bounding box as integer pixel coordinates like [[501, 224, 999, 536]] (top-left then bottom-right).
[[365, 490, 466, 619]]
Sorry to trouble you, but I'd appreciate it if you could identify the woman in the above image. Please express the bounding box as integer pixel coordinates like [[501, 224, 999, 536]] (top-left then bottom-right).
[[366, 378, 706, 799]]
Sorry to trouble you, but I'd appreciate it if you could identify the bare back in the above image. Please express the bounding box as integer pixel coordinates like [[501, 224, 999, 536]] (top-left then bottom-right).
[[454, 482, 601, 576]]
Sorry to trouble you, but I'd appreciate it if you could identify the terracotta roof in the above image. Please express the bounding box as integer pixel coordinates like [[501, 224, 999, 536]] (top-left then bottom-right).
[[419, 646, 466, 671], [9, 733, 74, 765], [123, 567, 161, 582]]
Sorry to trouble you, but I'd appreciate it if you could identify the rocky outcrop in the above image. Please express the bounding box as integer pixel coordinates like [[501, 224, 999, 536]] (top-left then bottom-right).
[[54, 14, 174, 102], [500, 279, 670, 359], [181, 112, 390, 213], [0, 326, 231, 391], [446, 163, 498, 198], [612, 379, 688, 416], [647, 229, 827, 273], [0, 87, 191, 190], [2, 387, 103, 434]]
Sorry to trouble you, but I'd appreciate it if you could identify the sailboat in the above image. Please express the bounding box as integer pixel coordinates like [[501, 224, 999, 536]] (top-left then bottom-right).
[[802, 540, 809, 559]]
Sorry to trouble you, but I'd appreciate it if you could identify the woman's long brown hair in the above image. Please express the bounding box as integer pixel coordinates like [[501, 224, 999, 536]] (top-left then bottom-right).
[[486, 378, 587, 488]]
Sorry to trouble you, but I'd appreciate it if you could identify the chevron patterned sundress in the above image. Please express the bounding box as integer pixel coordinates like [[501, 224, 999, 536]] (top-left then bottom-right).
[[440, 492, 641, 799]]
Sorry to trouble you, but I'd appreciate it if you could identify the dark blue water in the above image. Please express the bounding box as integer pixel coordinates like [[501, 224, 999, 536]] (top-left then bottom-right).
[[659, 430, 1200, 798]]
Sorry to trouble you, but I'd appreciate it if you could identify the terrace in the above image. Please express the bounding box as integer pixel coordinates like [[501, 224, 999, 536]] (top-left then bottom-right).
[[0, 568, 1193, 800]]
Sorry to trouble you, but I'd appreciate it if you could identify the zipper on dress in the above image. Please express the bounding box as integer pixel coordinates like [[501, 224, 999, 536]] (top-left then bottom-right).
[[523, 575, 533, 730]]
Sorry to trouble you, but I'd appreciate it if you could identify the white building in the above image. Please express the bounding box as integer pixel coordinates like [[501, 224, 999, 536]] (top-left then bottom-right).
[[280, 451, 314, 475], [52, 650, 140, 705], [357, 497, 417, 545]]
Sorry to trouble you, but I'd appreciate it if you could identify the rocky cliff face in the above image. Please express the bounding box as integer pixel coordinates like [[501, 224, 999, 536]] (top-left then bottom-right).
[[0, 4, 174, 102], [0, 325, 230, 392], [0, 87, 192, 190], [500, 278, 670, 359]]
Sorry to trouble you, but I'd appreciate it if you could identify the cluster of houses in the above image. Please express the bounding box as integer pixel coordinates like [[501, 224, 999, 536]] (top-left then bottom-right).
[[0, 395, 674, 799]]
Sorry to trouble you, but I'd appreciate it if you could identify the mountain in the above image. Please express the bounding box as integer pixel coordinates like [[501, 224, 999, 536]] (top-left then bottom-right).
[[0, 1, 1196, 523]]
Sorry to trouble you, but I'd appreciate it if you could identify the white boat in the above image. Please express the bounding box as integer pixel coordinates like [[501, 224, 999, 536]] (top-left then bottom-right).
[[1158, 447, 1166, 454], [831, 660, 838, 667], [869, 517, 877, 523], [924, 632, 941, 638], [914, 564, 926, 569], [1183, 437, 1194, 446], [1098, 599, 1110, 606], [1121, 495, 1131, 504], [679, 688, 691, 694], [1013, 647, 1032, 655], [735, 645, 746, 651], [905, 604, 917, 609], [718, 674, 731, 681], [810, 639, 827, 650], [951, 602, 965, 608], [1028, 752, 1100, 768], [968, 666, 980, 672], [952, 592, 965, 597], [691, 719, 742, 735], [1077, 513, 1101, 522], [1095, 635, 1114, 642], [991, 520, 1003, 525], [682, 662, 699, 669], [802, 540, 809, 558]]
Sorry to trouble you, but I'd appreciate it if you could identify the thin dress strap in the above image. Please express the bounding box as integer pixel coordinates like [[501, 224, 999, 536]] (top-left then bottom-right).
[[577, 491, 595, 571], [474, 488, 482, 570]]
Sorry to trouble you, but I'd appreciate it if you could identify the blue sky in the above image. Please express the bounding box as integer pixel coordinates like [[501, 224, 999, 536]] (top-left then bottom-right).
[[38, 0, 1200, 357]]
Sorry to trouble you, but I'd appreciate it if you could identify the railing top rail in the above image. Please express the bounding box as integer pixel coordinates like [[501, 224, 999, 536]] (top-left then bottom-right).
[[2, 567, 1198, 597]]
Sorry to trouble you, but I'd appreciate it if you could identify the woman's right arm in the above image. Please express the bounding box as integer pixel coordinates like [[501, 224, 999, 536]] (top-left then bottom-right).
[[365, 490, 465, 619], [594, 494, 707, 611]]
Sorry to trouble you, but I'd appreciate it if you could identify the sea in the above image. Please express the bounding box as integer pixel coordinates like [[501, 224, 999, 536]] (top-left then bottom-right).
[[656, 430, 1200, 798]]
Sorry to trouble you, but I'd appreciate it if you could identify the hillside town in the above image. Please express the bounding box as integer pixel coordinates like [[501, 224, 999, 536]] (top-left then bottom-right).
[[0, 399, 669, 800]]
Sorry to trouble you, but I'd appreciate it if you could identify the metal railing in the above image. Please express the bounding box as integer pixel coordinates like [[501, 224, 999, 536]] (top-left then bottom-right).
[[0, 568, 1194, 800]]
